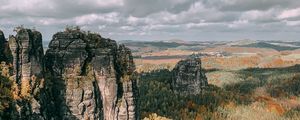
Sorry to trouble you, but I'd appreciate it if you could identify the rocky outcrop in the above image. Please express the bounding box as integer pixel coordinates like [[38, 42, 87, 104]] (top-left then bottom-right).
[[43, 28, 138, 120], [0, 30, 6, 62], [0, 30, 12, 63], [8, 28, 45, 119], [0, 27, 138, 120], [171, 56, 208, 95]]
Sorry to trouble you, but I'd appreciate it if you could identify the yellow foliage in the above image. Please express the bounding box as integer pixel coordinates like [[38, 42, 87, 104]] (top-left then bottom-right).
[[122, 74, 131, 82], [11, 81, 20, 100], [143, 113, 171, 120], [0, 62, 10, 77], [20, 79, 31, 98]]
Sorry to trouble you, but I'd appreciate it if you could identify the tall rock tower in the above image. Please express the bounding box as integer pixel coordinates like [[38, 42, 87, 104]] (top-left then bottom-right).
[[43, 27, 138, 120], [172, 56, 208, 95], [8, 27, 45, 119]]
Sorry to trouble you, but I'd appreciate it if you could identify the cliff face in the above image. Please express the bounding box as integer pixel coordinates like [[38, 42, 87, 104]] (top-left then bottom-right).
[[0, 30, 6, 62], [43, 29, 138, 120], [172, 57, 208, 95], [0, 30, 12, 63], [8, 28, 45, 119], [0, 27, 138, 120]]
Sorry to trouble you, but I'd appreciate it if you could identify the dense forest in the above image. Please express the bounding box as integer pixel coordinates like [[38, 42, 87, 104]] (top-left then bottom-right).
[[139, 66, 300, 119]]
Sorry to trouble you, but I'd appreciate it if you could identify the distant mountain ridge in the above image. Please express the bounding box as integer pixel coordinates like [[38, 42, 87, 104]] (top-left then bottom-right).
[[233, 41, 300, 51]]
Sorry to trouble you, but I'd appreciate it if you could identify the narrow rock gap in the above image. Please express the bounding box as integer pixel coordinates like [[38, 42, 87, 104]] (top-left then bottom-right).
[[92, 70, 104, 120], [114, 53, 124, 109], [15, 37, 21, 84], [125, 99, 129, 120], [80, 39, 94, 76]]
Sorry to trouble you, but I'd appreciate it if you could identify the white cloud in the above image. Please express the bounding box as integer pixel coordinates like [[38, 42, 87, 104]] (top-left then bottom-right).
[[278, 7, 300, 19], [186, 22, 219, 28], [228, 20, 249, 28], [98, 25, 106, 30], [0, 0, 55, 12], [120, 26, 135, 30], [238, 9, 280, 23], [0, 0, 300, 41], [75, 12, 120, 25], [284, 20, 300, 26], [87, 0, 124, 7]]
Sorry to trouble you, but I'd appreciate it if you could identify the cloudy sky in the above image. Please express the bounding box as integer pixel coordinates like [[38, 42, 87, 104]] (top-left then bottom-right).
[[1, 0, 300, 42]]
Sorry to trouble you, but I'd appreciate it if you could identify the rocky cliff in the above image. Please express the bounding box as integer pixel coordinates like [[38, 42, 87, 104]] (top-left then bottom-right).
[[172, 56, 208, 95], [43, 28, 138, 120], [0, 30, 6, 62], [8, 28, 45, 119], [0, 30, 12, 63], [0, 27, 138, 120]]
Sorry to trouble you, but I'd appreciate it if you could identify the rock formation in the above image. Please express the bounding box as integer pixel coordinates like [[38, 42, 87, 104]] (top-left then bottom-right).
[[43, 28, 138, 120], [8, 27, 45, 119], [171, 56, 208, 95], [0, 30, 12, 63], [0, 27, 138, 120], [0, 30, 6, 62]]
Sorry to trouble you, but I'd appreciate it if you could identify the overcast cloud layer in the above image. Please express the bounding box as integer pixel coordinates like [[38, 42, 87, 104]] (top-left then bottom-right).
[[1, 0, 300, 42]]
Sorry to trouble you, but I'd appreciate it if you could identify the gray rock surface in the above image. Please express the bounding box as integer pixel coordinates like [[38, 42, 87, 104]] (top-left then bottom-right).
[[172, 57, 208, 95], [43, 28, 138, 120], [8, 27, 45, 119], [0, 27, 138, 120]]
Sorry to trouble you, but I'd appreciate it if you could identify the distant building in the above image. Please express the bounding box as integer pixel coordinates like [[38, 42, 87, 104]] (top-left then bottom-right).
[[193, 52, 231, 57]]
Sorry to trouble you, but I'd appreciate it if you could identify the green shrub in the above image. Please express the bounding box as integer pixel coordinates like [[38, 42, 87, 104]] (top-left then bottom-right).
[[0, 75, 13, 118], [268, 75, 300, 98]]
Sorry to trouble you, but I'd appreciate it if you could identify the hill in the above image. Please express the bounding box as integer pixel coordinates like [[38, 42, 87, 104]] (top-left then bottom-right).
[[234, 42, 300, 51]]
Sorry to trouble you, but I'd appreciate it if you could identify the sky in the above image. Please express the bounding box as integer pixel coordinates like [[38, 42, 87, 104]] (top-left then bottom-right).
[[0, 0, 300, 42]]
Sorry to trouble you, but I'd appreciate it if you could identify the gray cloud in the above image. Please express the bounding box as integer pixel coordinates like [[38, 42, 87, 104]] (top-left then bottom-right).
[[203, 0, 299, 11], [122, 0, 198, 17], [0, 0, 300, 42]]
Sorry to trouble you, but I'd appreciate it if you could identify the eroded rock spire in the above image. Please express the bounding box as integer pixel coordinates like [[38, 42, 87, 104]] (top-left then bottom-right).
[[43, 27, 138, 120], [8, 27, 45, 119], [172, 57, 208, 95]]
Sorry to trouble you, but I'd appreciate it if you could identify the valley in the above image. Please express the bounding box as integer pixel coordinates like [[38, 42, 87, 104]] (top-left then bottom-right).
[[130, 40, 300, 119]]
